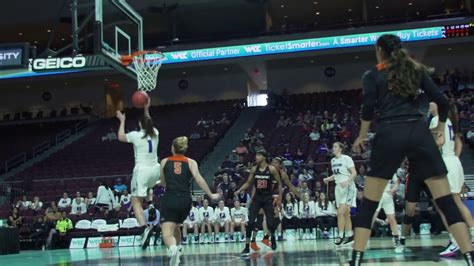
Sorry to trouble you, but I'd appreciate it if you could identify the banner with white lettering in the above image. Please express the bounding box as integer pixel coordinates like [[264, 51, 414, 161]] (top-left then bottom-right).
[[86, 237, 102, 248], [69, 238, 87, 249], [118, 236, 135, 247]]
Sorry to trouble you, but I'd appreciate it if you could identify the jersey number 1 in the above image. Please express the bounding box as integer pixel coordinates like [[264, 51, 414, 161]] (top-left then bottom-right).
[[147, 140, 153, 153], [174, 162, 182, 175], [448, 125, 455, 141]]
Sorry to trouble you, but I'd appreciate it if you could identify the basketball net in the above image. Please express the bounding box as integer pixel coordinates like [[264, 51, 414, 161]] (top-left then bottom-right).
[[121, 51, 164, 92]]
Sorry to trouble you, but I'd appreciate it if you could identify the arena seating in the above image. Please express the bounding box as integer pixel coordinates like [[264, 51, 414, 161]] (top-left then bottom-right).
[[0, 120, 87, 173], [9, 99, 243, 181]]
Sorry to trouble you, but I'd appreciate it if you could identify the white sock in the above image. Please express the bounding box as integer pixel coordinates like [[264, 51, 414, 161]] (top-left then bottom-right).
[[470, 227, 474, 239], [168, 245, 178, 256], [345, 231, 353, 238]]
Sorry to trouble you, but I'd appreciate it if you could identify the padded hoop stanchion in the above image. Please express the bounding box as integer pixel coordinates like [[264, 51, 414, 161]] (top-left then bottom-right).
[[121, 51, 164, 92]]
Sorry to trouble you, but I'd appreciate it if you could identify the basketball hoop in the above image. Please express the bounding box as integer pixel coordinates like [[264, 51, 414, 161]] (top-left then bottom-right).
[[121, 51, 164, 92]]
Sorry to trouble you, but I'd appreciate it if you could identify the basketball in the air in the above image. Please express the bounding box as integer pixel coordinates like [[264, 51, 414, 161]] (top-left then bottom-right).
[[132, 91, 149, 108]]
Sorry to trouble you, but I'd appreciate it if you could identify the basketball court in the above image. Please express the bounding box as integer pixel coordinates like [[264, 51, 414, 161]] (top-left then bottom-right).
[[0, 235, 468, 265], [1, 1, 473, 266]]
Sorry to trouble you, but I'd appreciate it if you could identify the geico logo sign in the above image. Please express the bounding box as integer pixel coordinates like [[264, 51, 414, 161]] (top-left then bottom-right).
[[32, 57, 86, 70]]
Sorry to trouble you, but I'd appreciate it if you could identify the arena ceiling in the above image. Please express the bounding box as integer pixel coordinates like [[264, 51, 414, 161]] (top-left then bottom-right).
[[0, 0, 468, 56]]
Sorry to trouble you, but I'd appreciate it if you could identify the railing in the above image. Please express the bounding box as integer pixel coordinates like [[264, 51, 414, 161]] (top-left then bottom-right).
[[55, 129, 71, 144], [1, 120, 90, 175], [32, 140, 51, 158], [4, 153, 26, 173]]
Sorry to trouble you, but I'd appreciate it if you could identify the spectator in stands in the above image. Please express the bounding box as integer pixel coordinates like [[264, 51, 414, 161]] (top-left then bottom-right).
[[30, 216, 48, 249], [309, 129, 321, 141], [315, 192, 337, 239], [119, 189, 132, 209], [290, 174, 299, 187], [254, 129, 264, 139], [337, 126, 352, 139], [298, 181, 310, 195], [96, 183, 117, 211], [217, 174, 235, 205], [190, 130, 201, 140], [321, 119, 330, 133], [298, 192, 316, 239], [355, 165, 367, 188], [113, 178, 127, 194], [413, 193, 443, 235], [44, 202, 61, 223], [49, 212, 73, 249], [75, 192, 84, 202], [102, 128, 118, 142], [235, 157, 247, 172], [467, 126, 474, 144], [30, 196, 43, 213], [143, 205, 161, 247], [298, 168, 314, 182], [218, 113, 230, 125], [314, 181, 323, 192], [236, 190, 251, 208], [197, 117, 206, 127], [58, 193, 72, 210], [229, 150, 240, 164], [221, 156, 235, 169], [70, 197, 87, 215], [16, 195, 31, 211], [85, 192, 96, 207], [193, 196, 204, 209], [8, 207, 22, 228], [277, 116, 287, 128], [235, 142, 249, 156], [282, 192, 299, 237], [208, 128, 218, 138], [253, 141, 265, 153]]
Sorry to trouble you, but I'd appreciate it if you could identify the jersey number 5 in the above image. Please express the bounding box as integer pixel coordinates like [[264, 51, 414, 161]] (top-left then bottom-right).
[[174, 162, 182, 175]]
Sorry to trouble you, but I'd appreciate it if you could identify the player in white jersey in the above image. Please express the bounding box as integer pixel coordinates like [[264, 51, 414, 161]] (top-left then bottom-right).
[[116, 99, 160, 248], [214, 200, 231, 242], [198, 199, 215, 243], [230, 200, 248, 242], [324, 142, 357, 247], [182, 204, 201, 244], [373, 170, 400, 248], [429, 101, 474, 257]]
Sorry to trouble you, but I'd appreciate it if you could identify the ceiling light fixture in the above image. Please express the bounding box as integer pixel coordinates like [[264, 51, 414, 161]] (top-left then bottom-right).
[[354, 56, 359, 59], [408, 2, 413, 5], [284, 15, 288, 18], [316, 12, 320, 15], [34, 41, 38, 44], [375, 6, 379, 9], [348, 8, 352, 12], [224, 67, 228, 71], [18, 32, 23, 36], [313, 1, 318, 4], [281, 4, 285, 8], [310, 60, 315, 63], [47, 29, 52, 33], [182, 71, 186, 75], [447, 47, 452, 51]]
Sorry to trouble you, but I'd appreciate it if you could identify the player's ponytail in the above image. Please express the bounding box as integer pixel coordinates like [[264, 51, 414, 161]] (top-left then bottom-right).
[[447, 98, 460, 135], [140, 115, 157, 139], [376, 34, 431, 98], [173, 136, 189, 154]]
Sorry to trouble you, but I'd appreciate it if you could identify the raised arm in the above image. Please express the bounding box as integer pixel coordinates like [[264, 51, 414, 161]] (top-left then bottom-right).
[[116, 111, 127, 142], [144, 97, 151, 118], [189, 159, 220, 200]]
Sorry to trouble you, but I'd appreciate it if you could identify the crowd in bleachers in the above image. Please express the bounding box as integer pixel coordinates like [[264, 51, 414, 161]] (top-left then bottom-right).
[[0, 73, 472, 250]]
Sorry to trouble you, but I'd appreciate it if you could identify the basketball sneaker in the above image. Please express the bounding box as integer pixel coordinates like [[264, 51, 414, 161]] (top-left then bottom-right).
[[141, 226, 152, 249], [394, 244, 405, 254], [262, 238, 271, 248], [439, 241, 460, 257], [250, 241, 260, 251], [334, 237, 344, 248], [177, 245, 183, 264], [168, 245, 179, 266], [241, 246, 251, 257], [271, 236, 277, 250], [342, 235, 354, 246], [240, 234, 245, 242]]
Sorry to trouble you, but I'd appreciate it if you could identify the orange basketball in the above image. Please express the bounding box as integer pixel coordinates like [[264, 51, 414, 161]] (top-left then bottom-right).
[[132, 91, 149, 108]]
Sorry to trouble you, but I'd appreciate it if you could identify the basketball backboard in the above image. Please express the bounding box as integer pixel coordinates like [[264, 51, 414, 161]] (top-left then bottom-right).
[[94, 0, 143, 79]]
